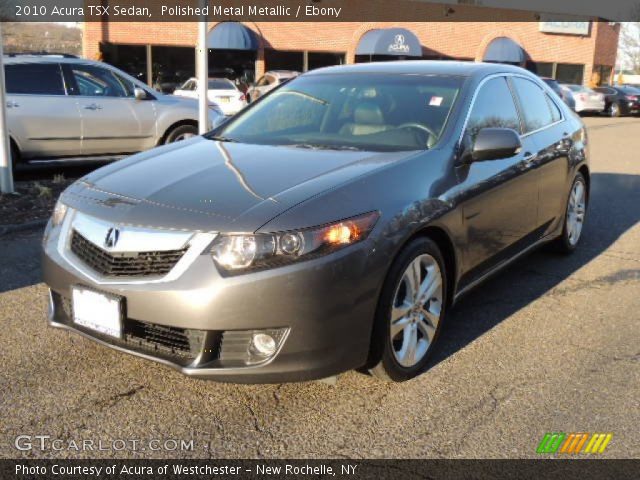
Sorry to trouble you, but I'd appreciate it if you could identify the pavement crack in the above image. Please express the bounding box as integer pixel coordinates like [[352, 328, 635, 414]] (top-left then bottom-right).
[[92, 385, 145, 409]]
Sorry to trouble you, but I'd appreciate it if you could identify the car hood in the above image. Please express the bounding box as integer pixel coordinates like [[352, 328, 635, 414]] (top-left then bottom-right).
[[63, 137, 417, 232]]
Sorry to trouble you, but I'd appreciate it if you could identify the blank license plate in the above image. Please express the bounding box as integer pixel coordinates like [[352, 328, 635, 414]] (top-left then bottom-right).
[[72, 287, 123, 338], [218, 97, 231, 103]]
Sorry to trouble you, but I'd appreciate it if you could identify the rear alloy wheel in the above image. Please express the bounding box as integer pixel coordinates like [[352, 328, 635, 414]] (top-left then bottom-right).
[[609, 102, 621, 118], [369, 238, 447, 382], [553, 173, 587, 253], [165, 125, 198, 144]]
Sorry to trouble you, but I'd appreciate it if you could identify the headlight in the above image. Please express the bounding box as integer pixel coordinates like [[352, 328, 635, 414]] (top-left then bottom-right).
[[51, 199, 68, 227], [211, 211, 379, 273]]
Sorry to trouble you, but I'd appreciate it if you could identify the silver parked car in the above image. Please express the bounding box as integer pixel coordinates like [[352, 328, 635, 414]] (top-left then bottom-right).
[[245, 70, 299, 103], [4, 55, 223, 170], [561, 84, 605, 114]]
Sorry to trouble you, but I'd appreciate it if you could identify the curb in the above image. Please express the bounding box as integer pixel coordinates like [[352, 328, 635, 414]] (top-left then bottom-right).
[[0, 219, 48, 237]]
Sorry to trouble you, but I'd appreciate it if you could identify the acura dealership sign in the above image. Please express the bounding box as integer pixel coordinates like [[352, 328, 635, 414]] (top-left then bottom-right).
[[539, 17, 591, 35]]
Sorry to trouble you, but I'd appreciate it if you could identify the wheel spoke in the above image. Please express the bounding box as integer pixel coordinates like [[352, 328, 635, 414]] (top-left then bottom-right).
[[391, 301, 412, 322], [417, 316, 437, 343], [398, 324, 418, 366], [391, 315, 412, 338], [420, 270, 442, 304], [409, 259, 422, 301], [420, 304, 440, 327]]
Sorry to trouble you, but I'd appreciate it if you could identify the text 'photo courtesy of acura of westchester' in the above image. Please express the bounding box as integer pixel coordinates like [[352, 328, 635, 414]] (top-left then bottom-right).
[[42, 61, 589, 383]]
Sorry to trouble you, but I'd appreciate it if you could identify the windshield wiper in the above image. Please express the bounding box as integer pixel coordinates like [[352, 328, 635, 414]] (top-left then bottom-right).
[[209, 135, 238, 143], [288, 143, 362, 151]]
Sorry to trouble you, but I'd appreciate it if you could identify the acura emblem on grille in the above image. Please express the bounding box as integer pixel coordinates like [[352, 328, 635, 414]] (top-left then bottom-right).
[[104, 227, 120, 248]]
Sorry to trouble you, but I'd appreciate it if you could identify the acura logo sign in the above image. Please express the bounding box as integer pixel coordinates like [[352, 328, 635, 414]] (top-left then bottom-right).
[[388, 34, 410, 54], [104, 227, 120, 249]]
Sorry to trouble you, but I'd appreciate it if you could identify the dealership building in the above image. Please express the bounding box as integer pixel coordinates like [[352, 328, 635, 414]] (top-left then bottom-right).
[[83, 3, 620, 93]]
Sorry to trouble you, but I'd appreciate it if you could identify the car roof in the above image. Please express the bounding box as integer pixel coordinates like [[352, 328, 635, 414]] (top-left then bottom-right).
[[305, 61, 529, 79], [267, 70, 300, 78], [4, 55, 103, 66]]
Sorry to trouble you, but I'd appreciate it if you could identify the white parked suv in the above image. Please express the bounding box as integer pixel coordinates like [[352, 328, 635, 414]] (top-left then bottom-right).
[[4, 55, 223, 170]]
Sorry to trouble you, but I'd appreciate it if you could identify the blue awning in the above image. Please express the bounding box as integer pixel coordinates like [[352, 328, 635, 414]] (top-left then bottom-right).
[[207, 22, 259, 50], [483, 37, 525, 63], [356, 28, 422, 57]]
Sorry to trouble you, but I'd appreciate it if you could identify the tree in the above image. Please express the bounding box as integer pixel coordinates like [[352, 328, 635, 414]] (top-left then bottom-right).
[[619, 23, 640, 74]]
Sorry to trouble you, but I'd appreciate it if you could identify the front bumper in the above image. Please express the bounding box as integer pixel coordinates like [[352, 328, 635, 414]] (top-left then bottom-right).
[[42, 214, 380, 383]]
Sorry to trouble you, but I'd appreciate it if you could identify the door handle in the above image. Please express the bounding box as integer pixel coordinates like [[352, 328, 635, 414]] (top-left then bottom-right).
[[6, 101, 18, 108], [523, 152, 535, 166], [84, 103, 102, 110]]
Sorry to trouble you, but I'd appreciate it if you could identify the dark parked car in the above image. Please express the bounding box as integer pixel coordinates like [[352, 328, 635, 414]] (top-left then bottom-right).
[[541, 77, 576, 111], [43, 62, 589, 383], [593, 85, 640, 117]]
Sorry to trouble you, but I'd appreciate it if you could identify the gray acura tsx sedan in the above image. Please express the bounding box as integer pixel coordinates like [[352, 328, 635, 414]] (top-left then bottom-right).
[[42, 61, 589, 383]]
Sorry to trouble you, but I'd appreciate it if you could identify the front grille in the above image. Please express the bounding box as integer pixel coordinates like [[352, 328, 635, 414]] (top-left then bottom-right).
[[70, 230, 188, 278], [123, 319, 205, 361]]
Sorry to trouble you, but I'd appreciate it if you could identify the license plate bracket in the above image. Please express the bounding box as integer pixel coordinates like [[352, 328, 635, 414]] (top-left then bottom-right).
[[72, 286, 124, 339]]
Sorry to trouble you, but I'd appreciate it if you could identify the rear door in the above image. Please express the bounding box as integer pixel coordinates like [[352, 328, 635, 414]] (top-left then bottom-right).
[[5, 62, 81, 159], [458, 76, 539, 284], [63, 63, 156, 156], [510, 77, 571, 234]]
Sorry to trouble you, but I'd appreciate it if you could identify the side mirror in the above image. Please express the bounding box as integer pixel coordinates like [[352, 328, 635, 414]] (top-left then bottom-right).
[[471, 128, 522, 162], [134, 87, 148, 100]]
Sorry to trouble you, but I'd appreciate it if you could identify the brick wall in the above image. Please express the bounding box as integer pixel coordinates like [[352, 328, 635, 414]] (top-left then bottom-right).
[[83, 6, 619, 85]]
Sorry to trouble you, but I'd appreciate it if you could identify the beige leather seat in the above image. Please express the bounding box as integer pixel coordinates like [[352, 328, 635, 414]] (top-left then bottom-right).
[[340, 102, 389, 136]]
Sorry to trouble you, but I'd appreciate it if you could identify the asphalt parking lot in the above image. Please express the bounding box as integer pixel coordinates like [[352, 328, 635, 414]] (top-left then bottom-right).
[[1, 116, 639, 459]]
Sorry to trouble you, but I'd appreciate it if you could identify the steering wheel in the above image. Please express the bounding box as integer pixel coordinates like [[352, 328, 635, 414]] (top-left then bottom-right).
[[396, 123, 437, 147]]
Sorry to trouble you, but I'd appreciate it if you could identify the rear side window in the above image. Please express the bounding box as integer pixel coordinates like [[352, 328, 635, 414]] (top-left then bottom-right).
[[466, 77, 521, 140], [5, 63, 65, 95], [546, 95, 562, 122], [511, 77, 554, 133]]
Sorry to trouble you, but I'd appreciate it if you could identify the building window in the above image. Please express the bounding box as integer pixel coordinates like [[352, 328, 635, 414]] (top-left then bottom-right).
[[264, 49, 304, 72], [555, 64, 584, 85], [151, 46, 195, 94], [101, 43, 147, 84], [308, 52, 345, 71], [527, 61, 553, 78], [527, 62, 584, 85]]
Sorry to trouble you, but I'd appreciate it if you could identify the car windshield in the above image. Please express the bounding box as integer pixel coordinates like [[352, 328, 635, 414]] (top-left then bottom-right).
[[208, 79, 235, 90], [210, 73, 463, 152]]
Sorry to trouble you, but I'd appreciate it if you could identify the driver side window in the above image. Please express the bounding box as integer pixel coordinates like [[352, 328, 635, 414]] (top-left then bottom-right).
[[68, 64, 128, 98], [466, 77, 521, 142]]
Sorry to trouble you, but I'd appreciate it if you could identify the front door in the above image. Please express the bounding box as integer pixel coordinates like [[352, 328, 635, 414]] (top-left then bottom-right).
[[63, 63, 156, 156], [456, 76, 539, 287]]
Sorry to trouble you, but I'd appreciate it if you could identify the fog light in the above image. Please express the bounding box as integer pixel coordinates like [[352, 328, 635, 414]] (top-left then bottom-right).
[[251, 333, 277, 356]]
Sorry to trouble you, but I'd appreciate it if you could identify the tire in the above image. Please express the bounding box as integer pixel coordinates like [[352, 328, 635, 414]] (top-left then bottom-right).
[[369, 237, 448, 382], [164, 124, 198, 144], [552, 173, 588, 254], [609, 102, 621, 118], [9, 141, 19, 173]]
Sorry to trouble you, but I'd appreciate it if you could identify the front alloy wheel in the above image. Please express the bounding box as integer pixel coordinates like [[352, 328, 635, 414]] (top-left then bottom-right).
[[390, 254, 443, 367], [370, 238, 447, 382]]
